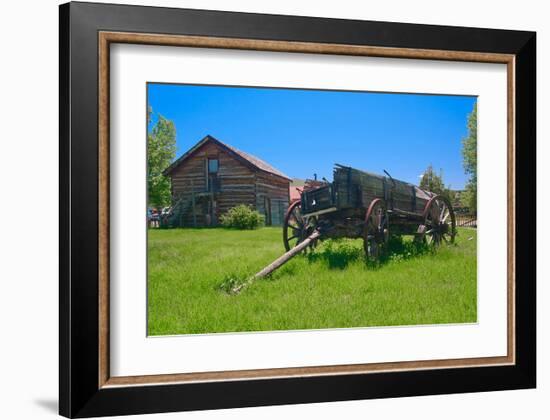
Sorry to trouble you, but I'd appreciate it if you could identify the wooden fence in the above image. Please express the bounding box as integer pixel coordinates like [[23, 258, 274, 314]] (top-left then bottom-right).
[[455, 213, 477, 228]]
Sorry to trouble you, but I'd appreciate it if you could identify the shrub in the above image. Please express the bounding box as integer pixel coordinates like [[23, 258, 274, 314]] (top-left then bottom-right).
[[220, 205, 264, 230]]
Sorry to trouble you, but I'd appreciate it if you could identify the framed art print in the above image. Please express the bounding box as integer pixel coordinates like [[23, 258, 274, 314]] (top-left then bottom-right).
[[59, 2, 536, 417]]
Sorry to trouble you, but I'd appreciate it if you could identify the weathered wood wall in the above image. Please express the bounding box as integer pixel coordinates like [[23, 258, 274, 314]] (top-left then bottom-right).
[[333, 166, 432, 215], [255, 172, 289, 226], [334, 166, 386, 209], [169, 141, 289, 226]]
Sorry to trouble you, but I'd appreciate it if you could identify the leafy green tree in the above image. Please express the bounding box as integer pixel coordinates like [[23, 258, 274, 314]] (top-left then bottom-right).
[[148, 109, 176, 208], [462, 103, 477, 212], [420, 165, 444, 194], [419, 165, 454, 203]]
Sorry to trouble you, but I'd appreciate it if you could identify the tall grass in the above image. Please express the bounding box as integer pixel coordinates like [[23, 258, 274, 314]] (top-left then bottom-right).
[[148, 227, 477, 335]]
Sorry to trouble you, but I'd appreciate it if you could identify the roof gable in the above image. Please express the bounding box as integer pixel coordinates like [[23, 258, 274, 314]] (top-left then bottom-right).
[[163, 135, 291, 181]]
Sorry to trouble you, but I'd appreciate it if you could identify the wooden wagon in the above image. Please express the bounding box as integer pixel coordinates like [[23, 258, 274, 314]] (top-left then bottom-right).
[[232, 164, 457, 292], [283, 164, 456, 260]]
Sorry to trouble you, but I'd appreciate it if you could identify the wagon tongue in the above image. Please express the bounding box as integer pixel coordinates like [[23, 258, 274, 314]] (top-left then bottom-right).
[[231, 229, 321, 294]]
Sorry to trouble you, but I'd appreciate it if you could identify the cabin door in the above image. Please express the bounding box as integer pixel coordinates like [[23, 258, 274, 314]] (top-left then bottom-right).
[[270, 200, 284, 226], [264, 196, 272, 226]]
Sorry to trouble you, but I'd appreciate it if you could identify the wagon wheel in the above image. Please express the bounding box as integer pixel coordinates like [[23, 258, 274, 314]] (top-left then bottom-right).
[[363, 198, 389, 261], [283, 200, 318, 252], [422, 195, 456, 246]]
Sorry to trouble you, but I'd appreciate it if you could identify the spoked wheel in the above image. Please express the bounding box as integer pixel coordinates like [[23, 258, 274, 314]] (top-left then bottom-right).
[[422, 195, 456, 246], [363, 198, 389, 261], [283, 200, 318, 252]]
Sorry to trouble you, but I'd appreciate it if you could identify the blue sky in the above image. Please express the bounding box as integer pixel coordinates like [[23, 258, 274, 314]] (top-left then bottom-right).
[[147, 83, 476, 189]]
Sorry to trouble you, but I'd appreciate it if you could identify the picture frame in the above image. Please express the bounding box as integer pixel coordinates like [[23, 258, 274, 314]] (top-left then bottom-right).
[[59, 1, 536, 417]]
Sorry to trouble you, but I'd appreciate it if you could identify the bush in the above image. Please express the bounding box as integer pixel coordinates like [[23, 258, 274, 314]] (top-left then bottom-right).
[[220, 205, 264, 230]]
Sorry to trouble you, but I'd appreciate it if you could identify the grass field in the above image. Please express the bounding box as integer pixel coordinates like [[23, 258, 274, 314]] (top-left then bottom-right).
[[148, 227, 477, 335]]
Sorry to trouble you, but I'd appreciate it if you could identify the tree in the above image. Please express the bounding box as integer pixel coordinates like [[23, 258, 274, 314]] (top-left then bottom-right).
[[419, 165, 454, 203], [148, 109, 176, 208], [419, 164, 444, 194], [420, 165, 443, 194], [461, 103, 477, 212]]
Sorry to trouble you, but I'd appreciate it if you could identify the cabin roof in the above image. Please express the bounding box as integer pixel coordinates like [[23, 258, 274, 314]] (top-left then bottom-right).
[[163, 135, 291, 181]]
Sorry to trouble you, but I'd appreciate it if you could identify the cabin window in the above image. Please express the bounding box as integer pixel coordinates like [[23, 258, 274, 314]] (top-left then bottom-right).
[[208, 158, 219, 173], [207, 158, 219, 192]]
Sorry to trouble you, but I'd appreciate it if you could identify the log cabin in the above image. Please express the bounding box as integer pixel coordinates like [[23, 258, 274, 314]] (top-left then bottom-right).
[[163, 135, 291, 227]]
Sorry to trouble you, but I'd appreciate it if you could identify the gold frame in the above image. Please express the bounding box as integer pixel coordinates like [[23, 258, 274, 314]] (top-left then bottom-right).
[[98, 31, 515, 388]]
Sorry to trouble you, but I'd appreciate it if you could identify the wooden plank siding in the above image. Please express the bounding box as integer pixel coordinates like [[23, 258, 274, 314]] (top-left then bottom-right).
[[168, 139, 289, 227], [255, 172, 289, 226], [333, 166, 433, 215]]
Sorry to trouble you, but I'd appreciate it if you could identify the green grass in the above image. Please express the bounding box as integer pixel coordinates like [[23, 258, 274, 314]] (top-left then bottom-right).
[[148, 227, 477, 335]]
